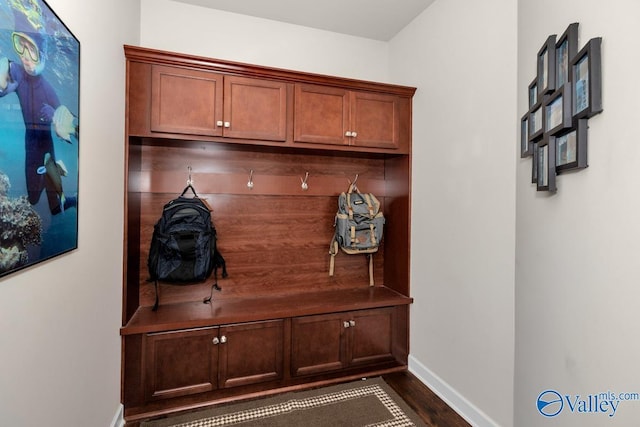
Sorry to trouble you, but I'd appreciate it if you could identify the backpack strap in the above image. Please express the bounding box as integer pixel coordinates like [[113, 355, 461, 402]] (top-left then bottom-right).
[[204, 251, 227, 304], [329, 237, 339, 276], [368, 254, 375, 287], [362, 193, 375, 218], [152, 280, 159, 311]]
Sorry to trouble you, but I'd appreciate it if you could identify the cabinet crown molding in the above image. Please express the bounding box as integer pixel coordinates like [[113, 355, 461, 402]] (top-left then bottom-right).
[[124, 45, 416, 97]]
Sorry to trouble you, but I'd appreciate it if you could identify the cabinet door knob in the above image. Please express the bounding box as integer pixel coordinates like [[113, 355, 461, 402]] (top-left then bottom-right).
[[220, 335, 227, 344], [212, 337, 220, 345], [349, 320, 356, 327], [224, 122, 231, 128], [351, 131, 357, 138], [216, 120, 223, 127], [343, 321, 351, 328], [345, 131, 352, 137]]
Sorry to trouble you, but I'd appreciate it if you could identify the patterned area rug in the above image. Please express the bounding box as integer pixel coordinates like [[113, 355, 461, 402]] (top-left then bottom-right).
[[142, 377, 427, 427]]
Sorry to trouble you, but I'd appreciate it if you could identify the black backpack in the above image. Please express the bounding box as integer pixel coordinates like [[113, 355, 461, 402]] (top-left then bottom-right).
[[147, 185, 227, 310]]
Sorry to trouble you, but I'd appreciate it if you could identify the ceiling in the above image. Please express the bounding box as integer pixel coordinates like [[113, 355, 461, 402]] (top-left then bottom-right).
[[172, 0, 436, 41]]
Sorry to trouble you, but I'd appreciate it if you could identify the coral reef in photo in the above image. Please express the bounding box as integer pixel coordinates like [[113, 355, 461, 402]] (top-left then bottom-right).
[[0, 171, 42, 273]]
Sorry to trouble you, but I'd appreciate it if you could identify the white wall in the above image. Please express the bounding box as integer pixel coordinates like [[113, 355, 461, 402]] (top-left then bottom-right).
[[0, 0, 139, 426], [140, 0, 389, 83], [390, 1, 517, 426], [516, 0, 640, 425]]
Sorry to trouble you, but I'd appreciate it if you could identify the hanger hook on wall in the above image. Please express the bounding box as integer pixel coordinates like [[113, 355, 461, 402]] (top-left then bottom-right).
[[300, 172, 309, 191], [348, 173, 359, 191], [247, 169, 254, 190]]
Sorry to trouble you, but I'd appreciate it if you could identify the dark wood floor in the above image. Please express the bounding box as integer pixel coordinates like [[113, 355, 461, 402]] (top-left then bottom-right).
[[128, 370, 470, 427], [383, 371, 471, 427]]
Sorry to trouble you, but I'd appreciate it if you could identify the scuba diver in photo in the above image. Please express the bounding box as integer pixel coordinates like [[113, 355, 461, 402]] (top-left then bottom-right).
[[0, 24, 77, 215]]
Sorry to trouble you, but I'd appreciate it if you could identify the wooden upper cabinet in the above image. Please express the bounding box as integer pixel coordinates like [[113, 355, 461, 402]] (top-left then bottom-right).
[[151, 65, 223, 137], [350, 91, 401, 150], [150, 65, 289, 141], [223, 76, 289, 142], [129, 45, 414, 150], [294, 83, 402, 150], [294, 84, 350, 146]]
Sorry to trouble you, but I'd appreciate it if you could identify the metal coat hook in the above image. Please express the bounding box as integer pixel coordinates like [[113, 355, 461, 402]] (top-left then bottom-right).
[[247, 169, 254, 190], [349, 174, 359, 191], [187, 166, 193, 186], [300, 172, 309, 191]]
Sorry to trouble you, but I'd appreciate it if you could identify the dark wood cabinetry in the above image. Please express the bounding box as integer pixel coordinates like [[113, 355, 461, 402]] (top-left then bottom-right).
[[150, 65, 222, 137], [144, 320, 283, 402], [149, 65, 289, 141], [122, 45, 415, 424], [144, 327, 219, 401], [294, 83, 405, 150], [291, 308, 394, 377]]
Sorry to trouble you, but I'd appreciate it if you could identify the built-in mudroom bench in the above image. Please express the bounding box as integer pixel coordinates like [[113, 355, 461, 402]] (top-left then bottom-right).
[[120, 45, 416, 423]]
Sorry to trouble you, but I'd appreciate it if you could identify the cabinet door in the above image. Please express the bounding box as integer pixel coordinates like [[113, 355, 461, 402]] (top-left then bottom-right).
[[291, 313, 347, 376], [218, 320, 284, 388], [347, 308, 394, 366], [151, 65, 223, 136], [350, 92, 400, 150], [144, 327, 218, 401], [224, 76, 289, 142], [294, 84, 349, 146]]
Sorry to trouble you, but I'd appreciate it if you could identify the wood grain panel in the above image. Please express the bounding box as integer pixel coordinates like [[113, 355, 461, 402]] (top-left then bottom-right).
[[138, 192, 385, 306], [133, 144, 392, 308], [131, 143, 386, 196]]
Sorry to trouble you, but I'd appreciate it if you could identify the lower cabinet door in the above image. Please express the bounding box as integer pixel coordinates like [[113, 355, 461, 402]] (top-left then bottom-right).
[[144, 327, 219, 401], [218, 319, 284, 388], [348, 308, 394, 366], [291, 313, 346, 376], [291, 308, 395, 377]]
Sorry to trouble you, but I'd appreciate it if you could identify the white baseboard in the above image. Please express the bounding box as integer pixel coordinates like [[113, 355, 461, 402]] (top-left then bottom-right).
[[110, 404, 125, 427], [408, 355, 500, 427]]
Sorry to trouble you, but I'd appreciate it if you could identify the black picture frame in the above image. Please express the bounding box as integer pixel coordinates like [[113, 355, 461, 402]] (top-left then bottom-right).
[[528, 100, 544, 142], [521, 113, 532, 158], [555, 23, 579, 87], [531, 141, 538, 184], [556, 119, 588, 172], [528, 77, 538, 108], [0, 0, 80, 279], [544, 83, 572, 136], [572, 37, 603, 119], [536, 138, 557, 192], [538, 35, 557, 96]]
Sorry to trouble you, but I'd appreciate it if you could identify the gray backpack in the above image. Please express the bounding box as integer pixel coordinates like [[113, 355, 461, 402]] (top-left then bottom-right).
[[329, 184, 385, 286]]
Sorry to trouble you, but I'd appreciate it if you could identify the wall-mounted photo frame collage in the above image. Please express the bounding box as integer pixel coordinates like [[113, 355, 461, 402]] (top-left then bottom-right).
[[519, 22, 602, 193]]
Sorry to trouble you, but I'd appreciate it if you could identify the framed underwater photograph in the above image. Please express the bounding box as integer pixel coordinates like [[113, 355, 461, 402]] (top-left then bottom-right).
[[556, 119, 588, 172], [572, 37, 603, 119], [0, 0, 79, 278], [555, 23, 579, 88]]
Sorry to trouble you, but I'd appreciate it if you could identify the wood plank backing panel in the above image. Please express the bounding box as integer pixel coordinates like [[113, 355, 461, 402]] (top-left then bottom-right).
[[131, 143, 386, 196], [138, 192, 385, 307]]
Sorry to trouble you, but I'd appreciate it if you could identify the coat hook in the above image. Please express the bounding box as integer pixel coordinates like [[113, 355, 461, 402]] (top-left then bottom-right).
[[247, 169, 254, 190], [300, 172, 309, 191], [348, 173, 359, 191], [187, 166, 193, 186]]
